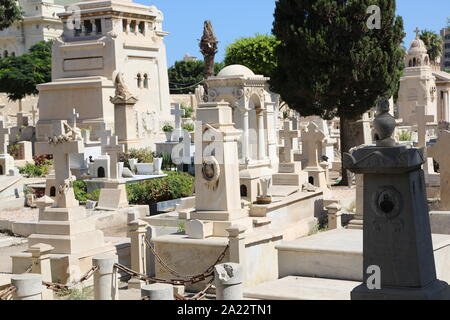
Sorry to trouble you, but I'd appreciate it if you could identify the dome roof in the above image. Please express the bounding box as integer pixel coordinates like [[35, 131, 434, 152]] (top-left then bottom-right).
[[217, 64, 255, 77]]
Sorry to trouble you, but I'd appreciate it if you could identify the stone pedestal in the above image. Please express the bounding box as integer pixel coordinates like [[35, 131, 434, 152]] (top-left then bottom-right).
[[214, 263, 243, 300], [97, 181, 129, 210], [11, 274, 43, 300], [93, 254, 119, 300], [345, 145, 450, 300], [111, 95, 139, 151], [0, 153, 14, 176]]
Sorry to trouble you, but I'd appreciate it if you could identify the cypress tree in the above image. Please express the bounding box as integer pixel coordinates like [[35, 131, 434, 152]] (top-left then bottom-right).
[[271, 0, 405, 185]]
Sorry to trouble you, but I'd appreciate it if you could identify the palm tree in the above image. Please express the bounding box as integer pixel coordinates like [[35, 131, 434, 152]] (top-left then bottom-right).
[[420, 30, 443, 65], [0, 0, 23, 31]]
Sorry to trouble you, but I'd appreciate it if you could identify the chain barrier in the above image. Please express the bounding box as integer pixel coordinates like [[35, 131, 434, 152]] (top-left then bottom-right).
[[42, 265, 99, 292], [0, 286, 16, 300], [25, 264, 33, 273], [121, 238, 229, 301], [144, 237, 229, 280]]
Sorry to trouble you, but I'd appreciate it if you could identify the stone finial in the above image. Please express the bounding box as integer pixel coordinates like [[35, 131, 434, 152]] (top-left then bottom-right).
[[373, 99, 396, 147]]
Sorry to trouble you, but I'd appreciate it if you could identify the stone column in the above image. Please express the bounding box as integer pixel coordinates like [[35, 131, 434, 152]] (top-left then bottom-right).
[[28, 243, 54, 300], [241, 107, 250, 162], [93, 254, 119, 300], [214, 263, 243, 300], [445, 91, 450, 122], [91, 19, 97, 34], [146, 225, 157, 277], [326, 203, 343, 230], [226, 225, 246, 265], [348, 174, 364, 230], [141, 283, 174, 300], [11, 274, 43, 300], [257, 109, 267, 161], [128, 219, 148, 289]]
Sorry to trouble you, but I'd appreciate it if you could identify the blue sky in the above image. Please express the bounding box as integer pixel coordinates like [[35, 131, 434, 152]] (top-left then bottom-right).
[[135, 0, 450, 67]]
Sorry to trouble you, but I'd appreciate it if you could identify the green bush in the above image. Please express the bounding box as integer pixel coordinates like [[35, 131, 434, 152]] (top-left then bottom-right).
[[127, 171, 194, 206], [119, 148, 153, 169], [7, 144, 20, 159], [181, 104, 194, 119], [19, 162, 51, 177], [73, 180, 100, 202], [162, 125, 174, 132], [182, 123, 195, 132], [398, 130, 412, 142]]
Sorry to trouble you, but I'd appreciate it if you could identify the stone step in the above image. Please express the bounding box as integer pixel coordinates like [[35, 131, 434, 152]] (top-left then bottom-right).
[[276, 229, 450, 283], [347, 219, 363, 230], [244, 276, 359, 300]]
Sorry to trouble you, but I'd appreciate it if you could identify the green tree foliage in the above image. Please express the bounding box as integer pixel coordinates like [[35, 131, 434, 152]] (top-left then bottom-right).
[[0, 0, 23, 31], [0, 40, 52, 101], [271, 0, 405, 184], [224, 34, 281, 77], [420, 30, 444, 64], [168, 60, 224, 94]]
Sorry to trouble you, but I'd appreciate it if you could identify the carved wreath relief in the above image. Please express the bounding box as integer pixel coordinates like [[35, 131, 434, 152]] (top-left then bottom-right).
[[371, 186, 404, 233], [202, 156, 220, 191]]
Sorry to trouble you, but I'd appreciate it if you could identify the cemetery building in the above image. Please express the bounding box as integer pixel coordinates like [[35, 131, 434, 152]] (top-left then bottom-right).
[[398, 30, 450, 123], [36, 0, 172, 150], [441, 24, 450, 70]]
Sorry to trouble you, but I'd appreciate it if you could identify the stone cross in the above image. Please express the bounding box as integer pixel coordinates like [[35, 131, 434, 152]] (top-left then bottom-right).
[[97, 123, 113, 148], [35, 121, 84, 208], [16, 113, 28, 128], [302, 122, 325, 169], [409, 103, 434, 148], [171, 104, 185, 130], [279, 120, 299, 163], [30, 105, 38, 126], [72, 108, 79, 128], [428, 130, 450, 210], [414, 27, 421, 38], [103, 135, 125, 180], [0, 119, 10, 155]]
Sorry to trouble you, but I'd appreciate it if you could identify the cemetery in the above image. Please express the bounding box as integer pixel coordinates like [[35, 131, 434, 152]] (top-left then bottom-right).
[[0, 0, 450, 302]]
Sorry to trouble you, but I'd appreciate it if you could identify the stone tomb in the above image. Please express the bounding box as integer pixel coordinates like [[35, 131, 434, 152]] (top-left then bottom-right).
[[271, 120, 307, 196], [428, 130, 450, 211], [143, 102, 323, 292], [96, 135, 129, 211], [0, 118, 15, 176], [12, 120, 115, 284]]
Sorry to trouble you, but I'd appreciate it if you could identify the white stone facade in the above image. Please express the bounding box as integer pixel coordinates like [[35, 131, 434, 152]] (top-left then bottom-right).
[[36, 0, 172, 150], [0, 0, 72, 58]]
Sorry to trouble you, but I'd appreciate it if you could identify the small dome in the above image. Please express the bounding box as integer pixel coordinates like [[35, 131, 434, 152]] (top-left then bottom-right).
[[217, 64, 255, 77]]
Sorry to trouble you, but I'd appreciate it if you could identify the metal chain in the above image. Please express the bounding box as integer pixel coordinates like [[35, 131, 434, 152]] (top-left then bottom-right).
[[0, 286, 17, 300], [42, 265, 99, 292], [174, 277, 215, 301], [144, 237, 229, 280], [25, 264, 33, 273]]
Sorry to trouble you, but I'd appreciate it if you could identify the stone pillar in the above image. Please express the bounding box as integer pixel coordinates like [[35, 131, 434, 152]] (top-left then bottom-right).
[[128, 219, 148, 289], [146, 225, 157, 277], [348, 174, 364, 230], [91, 19, 97, 34], [141, 283, 174, 300], [28, 243, 54, 300], [345, 107, 450, 299], [445, 91, 450, 122], [93, 254, 119, 300], [226, 225, 246, 265], [11, 274, 43, 300], [326, 203, 342, 230], [214, 263, 243, 300], [257, 109, 266, 161], [241, 108, 250, 162]]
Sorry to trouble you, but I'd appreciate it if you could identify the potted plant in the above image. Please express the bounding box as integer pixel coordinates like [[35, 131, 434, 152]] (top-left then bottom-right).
[[162, 124, 174, 142], [152, 151, 163, 175]]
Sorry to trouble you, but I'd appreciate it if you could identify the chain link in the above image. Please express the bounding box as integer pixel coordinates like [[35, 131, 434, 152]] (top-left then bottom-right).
[[0, 286, 16, 300], [42, 265, 99, 292], [144, 237, 229, 281]]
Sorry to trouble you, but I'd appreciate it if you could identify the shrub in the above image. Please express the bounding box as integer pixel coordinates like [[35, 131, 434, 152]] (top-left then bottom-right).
[[163, 125, 174, 132], [127, 171, 194, 206], [73, 180, 100, 202], [7, 144, 20, 159], [182, 123, 195, 132], [398, 130, 412, 142], [181, 104, 194, 119], [19, 162, 51, 177], [33, 154, 53, 166], [119, 148, 153, 169], [161, 152, 175, 171]]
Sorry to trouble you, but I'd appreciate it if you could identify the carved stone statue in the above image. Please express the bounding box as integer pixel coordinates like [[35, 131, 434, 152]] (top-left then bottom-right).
[[199, 20, 218, 102], [373, 99, 396, 147], [114, 72, 132, 100]]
